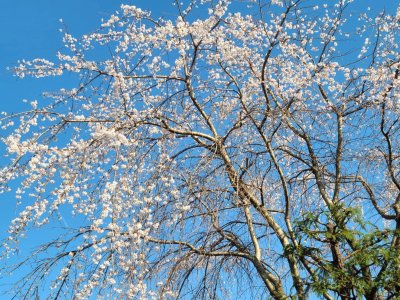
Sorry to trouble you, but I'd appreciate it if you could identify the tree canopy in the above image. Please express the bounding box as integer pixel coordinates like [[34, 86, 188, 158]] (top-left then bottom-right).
[[1, 0, 400, 299]]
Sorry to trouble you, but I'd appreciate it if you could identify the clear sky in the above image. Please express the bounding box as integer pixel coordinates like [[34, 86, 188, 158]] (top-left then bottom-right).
[[0, 0, 399, 298], [0, 1, 179, 232], [1, 0, 398, 117], [1, 0, 398, 224], [0, 0, 175, 113], [0, 1, 175, 297]]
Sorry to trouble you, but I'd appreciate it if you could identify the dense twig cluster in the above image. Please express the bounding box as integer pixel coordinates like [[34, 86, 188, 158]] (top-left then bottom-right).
[[1, 0, 400, 299]]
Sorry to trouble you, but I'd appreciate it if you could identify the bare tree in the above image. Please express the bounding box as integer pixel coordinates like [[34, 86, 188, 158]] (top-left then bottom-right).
[[1, 0, 400, 299]]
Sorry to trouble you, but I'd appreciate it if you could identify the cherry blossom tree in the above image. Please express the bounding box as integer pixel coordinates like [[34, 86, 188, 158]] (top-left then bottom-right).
[[1, 0, 400, 299]]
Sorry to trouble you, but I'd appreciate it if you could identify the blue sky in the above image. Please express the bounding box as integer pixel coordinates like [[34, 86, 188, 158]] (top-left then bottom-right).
[[0, 0, 174, 112], [1, 0, 398, 224], [0, 0, 399, 298], [1, 0, 398, 114], [0, 1, 173, 297], [0, 1, 180, 227]]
